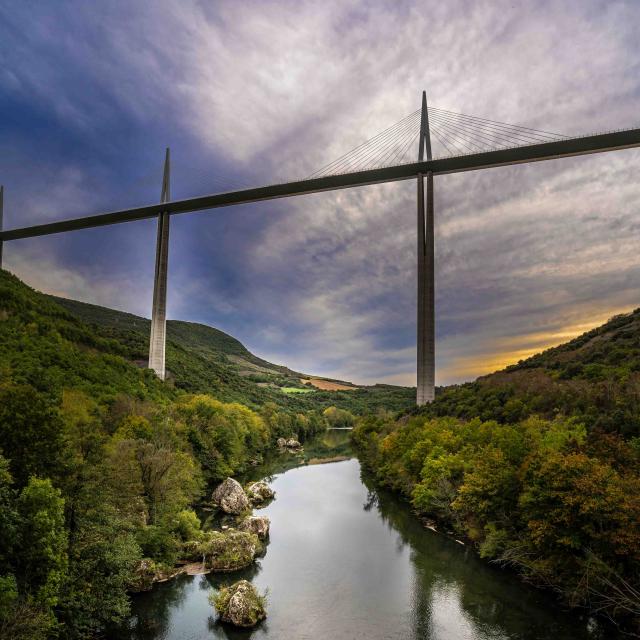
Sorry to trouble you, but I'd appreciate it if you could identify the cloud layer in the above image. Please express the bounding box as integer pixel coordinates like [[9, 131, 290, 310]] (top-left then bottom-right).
[[1, 0, 640, 385]]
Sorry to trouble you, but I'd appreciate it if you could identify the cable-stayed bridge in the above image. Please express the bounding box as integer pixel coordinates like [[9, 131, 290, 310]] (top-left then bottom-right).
[[1, 92, 639, 404]]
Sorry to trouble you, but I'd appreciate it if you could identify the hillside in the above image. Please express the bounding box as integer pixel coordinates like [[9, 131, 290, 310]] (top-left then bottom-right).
[[0, 269, 414, 413], [354, 309, 640, 631], [2, 267, 639, 634], [0, 269, 169, 404], [5, 267, 640, 425], [425, 307, 640, 437], [0, 266, 334, 637]]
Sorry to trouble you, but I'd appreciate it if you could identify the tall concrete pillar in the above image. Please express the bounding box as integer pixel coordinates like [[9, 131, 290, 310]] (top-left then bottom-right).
[[148, 149, 171, 380], [417, 92, 435, 405]]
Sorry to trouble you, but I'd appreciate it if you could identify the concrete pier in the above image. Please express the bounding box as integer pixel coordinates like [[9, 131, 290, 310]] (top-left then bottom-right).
[[148, 149, 170, 380], [417, 92, 435, 404], [416, 172, 435, 404]]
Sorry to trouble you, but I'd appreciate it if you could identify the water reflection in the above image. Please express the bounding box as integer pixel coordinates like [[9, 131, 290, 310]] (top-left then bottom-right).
[[120, 432, 615, 640], [362, 472, 609, 640]]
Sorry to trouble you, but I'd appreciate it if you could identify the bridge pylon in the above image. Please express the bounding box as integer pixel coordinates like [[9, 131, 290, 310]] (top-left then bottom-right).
[[148, 148, 171, 380], [417, 91, 435, 405]]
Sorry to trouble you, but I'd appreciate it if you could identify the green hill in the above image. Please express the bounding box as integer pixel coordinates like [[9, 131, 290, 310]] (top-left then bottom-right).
[[425, 308, 640, 437], [0, 269, 168, 404], [353, 309, 640, 630], [0, 269, 414, 413]]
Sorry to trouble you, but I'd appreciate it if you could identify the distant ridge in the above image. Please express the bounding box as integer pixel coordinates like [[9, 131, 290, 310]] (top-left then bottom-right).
[[423, 306, 640, 435], [41, 284, 413, 413]]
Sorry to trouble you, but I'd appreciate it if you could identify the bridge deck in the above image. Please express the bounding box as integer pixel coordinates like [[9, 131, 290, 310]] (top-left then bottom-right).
[[2, 128, 640, 242]]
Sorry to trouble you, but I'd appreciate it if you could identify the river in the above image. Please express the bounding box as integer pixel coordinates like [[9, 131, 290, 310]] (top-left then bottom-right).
[[119, 430, 614, 639]]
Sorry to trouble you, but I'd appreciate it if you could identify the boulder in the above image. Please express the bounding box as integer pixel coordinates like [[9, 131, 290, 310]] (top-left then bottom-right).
[[285, 438, 302, 450], [238, 515, 270, 540], [128, 558, 157, 592], [212, 478, 250, 514], [200, 530, 262, 572], [128, 558, 177, 592], [246, 481, 275, 504], [213, 580, 267, 627], [276, 437, 287, 448]]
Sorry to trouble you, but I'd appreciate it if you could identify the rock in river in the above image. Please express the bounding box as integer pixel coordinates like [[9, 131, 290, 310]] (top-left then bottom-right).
[[238, 515, 270, 540], [212, 477, 250, 514], [128, 558, 178, 592], [246, 480, 275, 504], [277, 437, 302, 450], [200, 530, 262, 572], [213, 579, 267, 627]]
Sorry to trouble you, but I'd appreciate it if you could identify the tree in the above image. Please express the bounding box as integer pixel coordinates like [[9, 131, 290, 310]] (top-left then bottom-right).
[[453, 446, 520, 544], [0, 456, 17, 574], [0, 384, 64, 488], [16, 477, 68, 609], [178, 395, 267, 481], [57, 499, 140, 638], [323, 406, 355, 429]]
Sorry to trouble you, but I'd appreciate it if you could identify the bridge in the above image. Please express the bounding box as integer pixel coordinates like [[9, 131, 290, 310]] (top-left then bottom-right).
[[1, 92, 639, 404]]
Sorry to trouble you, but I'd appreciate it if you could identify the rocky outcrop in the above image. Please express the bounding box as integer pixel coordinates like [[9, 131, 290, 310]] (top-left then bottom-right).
[[238, 515, 270, 540], [246, 481, 275, 504], [200, 530, 262, 572], [213, 580, 267, 627], [128, 558, 179, 592], [277, 437, 302, 450], [128, 558, 157, 592], [212, 478, 250, 514], [277, 436, 302, 450]]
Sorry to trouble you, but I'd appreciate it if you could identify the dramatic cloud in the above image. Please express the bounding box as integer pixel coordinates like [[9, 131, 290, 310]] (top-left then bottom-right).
[[1, 0, 640, 385]]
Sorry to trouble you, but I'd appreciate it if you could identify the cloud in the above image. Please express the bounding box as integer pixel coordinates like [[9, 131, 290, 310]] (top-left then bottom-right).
[[4, 246, 152, 317], [2, 0, 640, 387]]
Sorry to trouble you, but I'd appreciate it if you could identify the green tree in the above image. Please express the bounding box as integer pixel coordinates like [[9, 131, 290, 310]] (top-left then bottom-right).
[[323, 406, 355, 429], [0, 456, 17, 574], [58, 500, 140, 638], [0, 384, 64, 487], [453, 446, 520, 544], [178, 395, 267, 481], [16, 477, 68, 609]]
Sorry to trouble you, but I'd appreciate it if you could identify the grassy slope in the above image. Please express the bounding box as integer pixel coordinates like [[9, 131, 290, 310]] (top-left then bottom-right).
[[0, 271, 415, 413]]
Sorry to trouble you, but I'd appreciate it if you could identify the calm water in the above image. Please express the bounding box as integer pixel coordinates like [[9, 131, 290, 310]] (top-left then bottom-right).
[[120, 432, 612, 640]]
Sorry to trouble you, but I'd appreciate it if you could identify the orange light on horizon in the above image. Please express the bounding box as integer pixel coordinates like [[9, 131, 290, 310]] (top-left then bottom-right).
[[438, 307, 632, 384]]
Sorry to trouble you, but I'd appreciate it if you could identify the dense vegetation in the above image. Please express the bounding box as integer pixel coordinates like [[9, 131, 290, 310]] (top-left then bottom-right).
[[4, 266, 640, 634], [354, 310, 640, 631], [0, 269, 338, 638], [53, 295, 415, 414]]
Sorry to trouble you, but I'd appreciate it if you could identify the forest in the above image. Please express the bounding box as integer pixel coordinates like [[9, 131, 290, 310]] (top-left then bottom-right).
[[3, 265, 640, 635], [353, 310, 640, 631], [0, 270, 343, 638]]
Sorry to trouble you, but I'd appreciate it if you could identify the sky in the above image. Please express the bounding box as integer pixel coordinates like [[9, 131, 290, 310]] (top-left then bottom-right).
[[1, 0, 640, 387]]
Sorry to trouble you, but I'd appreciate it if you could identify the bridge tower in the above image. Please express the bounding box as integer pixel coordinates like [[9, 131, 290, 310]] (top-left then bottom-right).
[[417, 92, 435, 404], [148, 148, 171, 380]]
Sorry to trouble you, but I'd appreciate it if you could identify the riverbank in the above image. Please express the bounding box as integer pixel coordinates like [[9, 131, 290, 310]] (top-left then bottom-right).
[[128, 429, 353, 594], [120, 431, 618, 639], [351, 415, 639, 635]]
